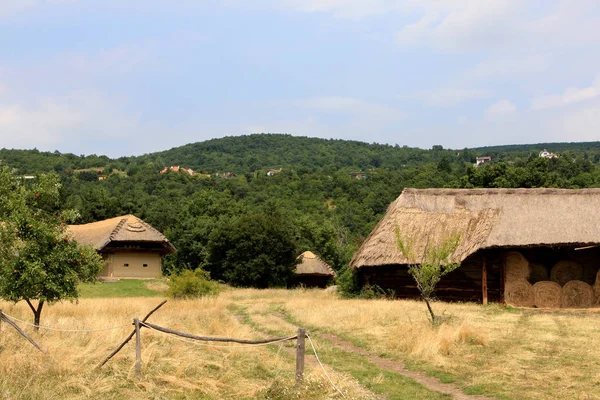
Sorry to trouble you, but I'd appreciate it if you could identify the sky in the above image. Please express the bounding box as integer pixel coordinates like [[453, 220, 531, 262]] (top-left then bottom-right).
[[0, 0, 599, 157]]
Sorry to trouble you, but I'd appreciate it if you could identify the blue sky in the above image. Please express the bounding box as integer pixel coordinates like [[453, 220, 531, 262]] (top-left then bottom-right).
[[0, 1, 599, 157]]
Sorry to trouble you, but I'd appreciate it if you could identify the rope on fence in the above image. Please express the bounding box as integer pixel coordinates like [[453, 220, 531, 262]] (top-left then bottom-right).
[[307, 334, 347, 399], [140, 321, 298, 348], [0, 311, 131, 332]]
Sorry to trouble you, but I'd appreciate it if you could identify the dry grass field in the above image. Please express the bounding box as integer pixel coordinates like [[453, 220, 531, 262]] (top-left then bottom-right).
[[1, 288, 600, 399]]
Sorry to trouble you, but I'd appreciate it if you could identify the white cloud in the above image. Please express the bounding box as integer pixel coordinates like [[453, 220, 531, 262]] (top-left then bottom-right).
[[415, 88, 491, 106], [531, 75, 600, 110], [297, 96, 406, 120], [485, 100, 516, 119], [550, 101, 600, 142]]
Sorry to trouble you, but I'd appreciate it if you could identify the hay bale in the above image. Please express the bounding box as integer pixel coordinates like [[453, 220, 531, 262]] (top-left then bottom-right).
[[505, 252, 530, 281], [561, 280, 594, 308], [533, 281, 562, 308], [550, 260, 583, 286], [593, 270, 600, 306], [505, 279, 534, 307], [529, 263, 549, 284]]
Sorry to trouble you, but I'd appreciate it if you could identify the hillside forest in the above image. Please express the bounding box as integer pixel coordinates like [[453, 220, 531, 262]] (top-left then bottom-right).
[[2, 134, 600, 288]]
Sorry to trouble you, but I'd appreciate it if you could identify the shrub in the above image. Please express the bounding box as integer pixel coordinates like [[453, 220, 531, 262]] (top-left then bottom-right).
[[167, 268, 220, 299]]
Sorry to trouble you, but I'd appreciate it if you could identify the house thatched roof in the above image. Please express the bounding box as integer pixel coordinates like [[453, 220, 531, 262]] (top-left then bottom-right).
[[296, 251, 337, 277], [351, 188, 600, 268], [68, 215, 176, 254]]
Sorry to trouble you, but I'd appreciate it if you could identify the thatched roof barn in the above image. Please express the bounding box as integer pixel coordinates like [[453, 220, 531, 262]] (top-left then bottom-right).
[[351, 188, 600, 305], [69, 215, 175, 279], [293, 251, 337, 288]]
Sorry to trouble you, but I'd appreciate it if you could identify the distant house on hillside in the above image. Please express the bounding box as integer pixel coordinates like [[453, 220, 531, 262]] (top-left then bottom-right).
[[349, 172, 368, 179], [68, 215, 176, 279], [160, 166, 196, 176], [475, 156, 492, 167], [221, 172, 236, 179], [539, 149, 559, 159], [266, 168, 282, 176]]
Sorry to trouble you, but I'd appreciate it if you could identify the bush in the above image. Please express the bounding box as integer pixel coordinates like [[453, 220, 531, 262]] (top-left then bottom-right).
[[167, 268, 220, 299], [337, 266, 395, 299]]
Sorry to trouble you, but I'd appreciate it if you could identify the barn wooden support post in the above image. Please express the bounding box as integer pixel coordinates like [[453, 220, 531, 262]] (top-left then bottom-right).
[[296, 327, 306, 384], [134, 318, 142, 377], [482, 255, 488, 305]]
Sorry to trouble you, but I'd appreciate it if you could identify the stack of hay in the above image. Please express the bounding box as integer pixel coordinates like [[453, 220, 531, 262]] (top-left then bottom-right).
[[550, 260, 593, 308], [504, 253, 596, 308], [504, 252, 535, 307]]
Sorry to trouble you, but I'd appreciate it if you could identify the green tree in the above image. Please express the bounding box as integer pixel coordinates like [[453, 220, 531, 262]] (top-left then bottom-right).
[[207, 212, 297, 288], [395, 227, 461, 323], [0, 168, 104, 328]]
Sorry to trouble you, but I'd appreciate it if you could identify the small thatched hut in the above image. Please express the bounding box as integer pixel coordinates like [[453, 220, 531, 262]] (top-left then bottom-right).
[[69, 215, 176, 279], [293, 251, 337, 288], [351, 188, 600, 305]]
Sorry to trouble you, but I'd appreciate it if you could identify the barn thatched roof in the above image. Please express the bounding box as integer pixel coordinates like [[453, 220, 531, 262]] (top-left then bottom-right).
[[296, 251, 337, 277], [351, 188, 600, 268], [68, 215, 176, 254]]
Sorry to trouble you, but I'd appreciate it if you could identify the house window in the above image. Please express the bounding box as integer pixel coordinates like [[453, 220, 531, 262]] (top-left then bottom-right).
[[143, 264, 148, 268], [123, 263, 129, 267]]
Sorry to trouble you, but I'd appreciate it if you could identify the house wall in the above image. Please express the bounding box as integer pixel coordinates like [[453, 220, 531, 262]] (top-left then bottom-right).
[[99, 251, 162, 279], [292, 275, 332, 289], [358, 246, 600, 304], [358, 249, 504, 303]]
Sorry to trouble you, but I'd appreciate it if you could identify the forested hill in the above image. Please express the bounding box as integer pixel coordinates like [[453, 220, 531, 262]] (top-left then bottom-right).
[[2, 133, 600, 175], [1, 134, 600, 288], [149, 134, 435, 173]]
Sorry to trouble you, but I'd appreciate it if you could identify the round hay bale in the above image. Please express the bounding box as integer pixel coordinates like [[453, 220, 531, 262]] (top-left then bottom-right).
[[593, 270, 600, 306], [550, 260, 583, 286], [505, 252, 530, 282], [533, 281, 562, 308], [561, 280, 593, 308], [529, 263, 549, 284], [505, 279, 534, 308]]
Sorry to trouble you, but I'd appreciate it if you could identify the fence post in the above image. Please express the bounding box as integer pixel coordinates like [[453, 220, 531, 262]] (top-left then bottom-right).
[[134, 318, 142, 377], [296, 327, 306, 384], [0, 310, 3, 332]]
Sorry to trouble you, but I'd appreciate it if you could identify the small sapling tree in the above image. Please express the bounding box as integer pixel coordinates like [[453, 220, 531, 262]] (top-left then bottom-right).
[[0, 168, 104, 329], [395, 227, 461, 324]]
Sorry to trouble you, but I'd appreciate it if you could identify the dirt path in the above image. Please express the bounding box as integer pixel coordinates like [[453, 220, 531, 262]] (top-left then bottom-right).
[[317, 332, 495, 400]]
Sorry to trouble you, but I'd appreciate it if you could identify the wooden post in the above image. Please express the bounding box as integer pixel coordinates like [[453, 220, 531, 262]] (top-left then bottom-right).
[[296, 327, 306, 384], [0, 310, 3, 332], [482, 255, 488, 305], [134, 318, 142, 377]]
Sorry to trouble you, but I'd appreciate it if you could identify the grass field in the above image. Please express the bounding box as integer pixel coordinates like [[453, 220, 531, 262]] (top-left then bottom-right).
[[1, 288, 600, 399], [78, 279, 168, 298]]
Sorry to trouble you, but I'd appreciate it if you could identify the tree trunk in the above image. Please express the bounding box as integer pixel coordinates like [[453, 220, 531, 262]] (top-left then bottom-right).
[[26, 299, 44, 331], [423, 296, 436, 324]]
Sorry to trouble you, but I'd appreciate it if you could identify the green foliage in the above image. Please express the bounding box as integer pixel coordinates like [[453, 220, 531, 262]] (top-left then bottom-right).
[[207, 213, 297, 288], [166, 269, 220, 299], [0, 167, 104, 326], [396, 227, 462, 322], [3, 134, 600, 293], [336, 266, 361, 298]]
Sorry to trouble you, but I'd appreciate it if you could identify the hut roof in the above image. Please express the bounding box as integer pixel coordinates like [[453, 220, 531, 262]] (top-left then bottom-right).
[[351, 188, 600, 268], [296, 251, 337, 277], [68, 214, 176, 254]]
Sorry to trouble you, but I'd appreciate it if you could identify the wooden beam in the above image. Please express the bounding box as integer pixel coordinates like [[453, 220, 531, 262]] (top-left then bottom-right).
[[142, 321, 298, 344], [482, 255, 488, 305], [296, 327, 306, 384], [135, 318, 142, 377], [97, 300, 167, 369]]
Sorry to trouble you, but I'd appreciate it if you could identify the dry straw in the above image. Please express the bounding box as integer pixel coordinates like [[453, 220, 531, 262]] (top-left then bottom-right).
[[505, 252, 530, 281], [504, 280, 534, 307], [550, 260, 583, 286], [592, 270, 600, 306], [561, 280, 593, 308], [529, 263, 549, 284], [532, 281, 562, 308]]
